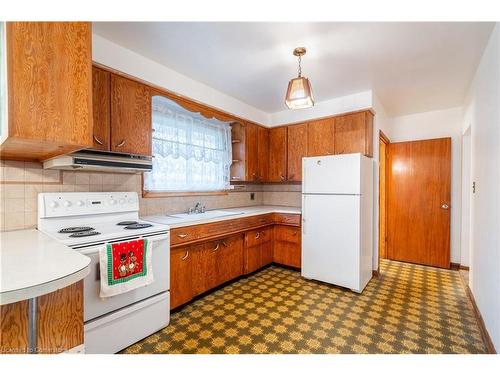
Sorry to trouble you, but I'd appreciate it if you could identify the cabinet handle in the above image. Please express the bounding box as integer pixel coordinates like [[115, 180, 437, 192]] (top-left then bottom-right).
[[255, 232, 260, 239], [181, 250, 189, 260], [292, 231, 298, 236], [177, 233, 188, 238], [221, 240, 228, 247], [116, 139, 126, 148], [93, 135, 103, 145], [288, 174, 294, 180], [280, 174, 285, 181], [213, 243, 220, 252]]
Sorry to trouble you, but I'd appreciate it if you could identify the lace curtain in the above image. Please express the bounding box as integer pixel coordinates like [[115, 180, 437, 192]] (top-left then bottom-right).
[[144, 96, 232, 192]]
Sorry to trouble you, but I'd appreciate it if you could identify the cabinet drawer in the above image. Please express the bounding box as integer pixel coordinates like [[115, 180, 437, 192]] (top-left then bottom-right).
[[170, 226, 200, 246], [273, 213, 301, 226], [274, 225, 301, 244]]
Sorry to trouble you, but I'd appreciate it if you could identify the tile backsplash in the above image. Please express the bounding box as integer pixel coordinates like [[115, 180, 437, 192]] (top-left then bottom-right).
[[0, 160, 301, 232]]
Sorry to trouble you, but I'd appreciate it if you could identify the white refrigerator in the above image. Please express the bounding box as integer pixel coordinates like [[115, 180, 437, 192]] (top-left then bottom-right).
[[301, 153, 373, 293]]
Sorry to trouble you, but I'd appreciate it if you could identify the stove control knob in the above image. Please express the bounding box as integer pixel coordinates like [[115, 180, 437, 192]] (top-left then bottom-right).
[[76, 200, 85, 207], [49, 201, 58, 208], [128, 198, 135, 204], [109, 199, 117, 205], [63, 200, 72, 207], [119, 198, 126, 205]]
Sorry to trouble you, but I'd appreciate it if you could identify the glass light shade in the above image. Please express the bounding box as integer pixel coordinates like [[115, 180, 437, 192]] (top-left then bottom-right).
[[285, 76, 314, 109]]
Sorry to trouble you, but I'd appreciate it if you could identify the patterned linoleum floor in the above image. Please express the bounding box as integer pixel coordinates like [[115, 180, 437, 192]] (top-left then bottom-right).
[[122, 259, 486, 354]]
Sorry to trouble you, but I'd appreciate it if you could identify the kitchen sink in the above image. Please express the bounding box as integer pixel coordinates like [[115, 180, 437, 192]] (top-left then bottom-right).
[[168, 210, 244, 220]]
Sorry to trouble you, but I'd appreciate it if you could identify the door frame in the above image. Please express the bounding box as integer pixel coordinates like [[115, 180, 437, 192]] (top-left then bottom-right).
[[378, 130, 390, 274]]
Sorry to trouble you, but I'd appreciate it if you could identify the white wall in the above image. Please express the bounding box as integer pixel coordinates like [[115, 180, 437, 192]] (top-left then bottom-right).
[[385, 107, 463, 265], [462, 23, 500, 351], [460, 128, 471, 268], [92, 34, 270, 125]]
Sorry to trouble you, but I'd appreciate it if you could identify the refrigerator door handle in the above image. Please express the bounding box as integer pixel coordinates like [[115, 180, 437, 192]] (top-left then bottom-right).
[[302, 195, 306, 235]]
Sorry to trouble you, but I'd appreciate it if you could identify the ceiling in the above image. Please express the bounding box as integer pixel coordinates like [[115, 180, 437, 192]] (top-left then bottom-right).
[[93, 22, 494, 117]]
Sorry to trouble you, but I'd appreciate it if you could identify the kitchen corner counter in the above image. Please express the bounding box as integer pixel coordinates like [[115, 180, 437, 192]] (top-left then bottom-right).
[[145, 205, 301, 228], [0, 229, 91, 305]]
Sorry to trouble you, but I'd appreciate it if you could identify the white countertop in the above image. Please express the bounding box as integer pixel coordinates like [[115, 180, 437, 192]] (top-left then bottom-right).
[[145, 205, 301, 228], [0, 229, 91, 305]]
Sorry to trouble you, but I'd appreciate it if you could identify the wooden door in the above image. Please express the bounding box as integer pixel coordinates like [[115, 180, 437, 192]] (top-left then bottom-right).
[[334, 111, 373, 157], [387, 138, 451, 268], [170, 246, 194, 309], [216, 234, 244, 284], [245, 123, 259, 181], [268, 127, 287, 182], [257, 127, 270, 181], [287, 123, 308, 181], [259, 226, 274, 266], [244, 229, 262, 274], [111, 75, 152, 155], [91, 66, 111, 151], [379, 133, 388, 259], [307, 118, 335, 156]]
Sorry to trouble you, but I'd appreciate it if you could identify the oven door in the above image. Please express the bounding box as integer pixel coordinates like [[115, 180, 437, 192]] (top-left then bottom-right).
[[80, 232, 170, 322]]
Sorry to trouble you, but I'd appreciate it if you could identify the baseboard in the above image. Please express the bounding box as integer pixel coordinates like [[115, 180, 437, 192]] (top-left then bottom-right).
[[372, 270, 379, 277], [450, 262, 470, 271], [463, 282, 497, 353]]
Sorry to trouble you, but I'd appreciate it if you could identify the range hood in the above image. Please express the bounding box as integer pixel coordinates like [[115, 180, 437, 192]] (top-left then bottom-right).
[[43, 150, 152, 173]]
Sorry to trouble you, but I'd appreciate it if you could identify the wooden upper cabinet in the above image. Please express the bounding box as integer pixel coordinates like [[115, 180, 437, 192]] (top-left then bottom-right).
[[307, 118, 335, 156], [91, 66, 111, 151], [257, 126, 269, 181], [287, 123, 308, 181], [1, 22, 93, 160], [268, 127, 287, 182], [245, 122, 259, 181], [111, 75, 152, 156], [334, 111, 373, 157]]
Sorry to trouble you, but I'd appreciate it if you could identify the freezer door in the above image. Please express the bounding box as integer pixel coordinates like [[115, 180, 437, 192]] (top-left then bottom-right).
[[302, 154, 362, 194], [301, 194, 360, 290]]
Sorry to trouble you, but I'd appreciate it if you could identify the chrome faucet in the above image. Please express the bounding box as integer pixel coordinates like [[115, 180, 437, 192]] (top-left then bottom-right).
[[188, 202, 206, 214]]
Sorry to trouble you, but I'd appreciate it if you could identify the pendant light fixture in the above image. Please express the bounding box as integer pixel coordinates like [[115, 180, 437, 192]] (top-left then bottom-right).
[[285, 47, 314, 110]]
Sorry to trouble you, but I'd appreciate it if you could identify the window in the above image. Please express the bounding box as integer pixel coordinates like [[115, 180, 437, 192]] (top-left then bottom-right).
[[144, 96, 232, 193]]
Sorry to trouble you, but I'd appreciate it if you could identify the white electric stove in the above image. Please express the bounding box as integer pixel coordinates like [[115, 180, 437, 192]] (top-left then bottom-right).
[[37, 192, 171, 354]]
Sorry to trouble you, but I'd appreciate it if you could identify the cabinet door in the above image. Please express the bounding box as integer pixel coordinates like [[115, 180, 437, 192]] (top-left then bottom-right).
[[170, 247, 194, 309], [287, 123, 308, 181], [244, 229, 262, 274], [216, 234, 244, 285], [334, 112, 373, 156], [245, 123, 259, 181], [4, 22, 93, 159], [111, 75, 152, 155], [274, 225, 301, 268], [259, 226, 274, 266], [91, 66, 111, 151], [257, 126, 269, 181], [307, 118, 335, 156], [268, 127, 287, 182], [192, 242, 219, 295]]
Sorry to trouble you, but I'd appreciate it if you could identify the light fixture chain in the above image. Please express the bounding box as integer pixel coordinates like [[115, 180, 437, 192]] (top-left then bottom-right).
[[298, 55, 302, 77]]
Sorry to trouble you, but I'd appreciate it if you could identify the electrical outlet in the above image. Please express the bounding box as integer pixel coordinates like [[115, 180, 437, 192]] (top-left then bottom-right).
[[250, 193, 255, 200]]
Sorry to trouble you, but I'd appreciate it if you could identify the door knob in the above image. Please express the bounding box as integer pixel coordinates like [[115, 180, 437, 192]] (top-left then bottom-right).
[[441, 204, 449, 209]]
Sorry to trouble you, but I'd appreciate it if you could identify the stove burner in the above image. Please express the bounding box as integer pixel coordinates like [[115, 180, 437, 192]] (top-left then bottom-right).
[[69, 231, 101, 238], [117, 221, 138, 226], [124, 223, 153, 230], [59, 226, 95, 233]]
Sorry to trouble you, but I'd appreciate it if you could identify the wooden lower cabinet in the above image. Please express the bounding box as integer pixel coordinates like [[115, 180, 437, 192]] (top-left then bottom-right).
[[274, 225, 302, 268], [169, 215, 301, 310], [170, 234, 244, 310], [0, 281, 83, 354]]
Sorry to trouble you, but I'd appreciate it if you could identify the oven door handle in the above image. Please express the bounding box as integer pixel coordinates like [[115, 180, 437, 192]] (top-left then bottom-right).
[[78, 233, 170, 255]]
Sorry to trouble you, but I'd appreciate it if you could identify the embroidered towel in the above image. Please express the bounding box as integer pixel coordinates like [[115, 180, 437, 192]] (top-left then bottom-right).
[[99, 238, 154, 298]]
